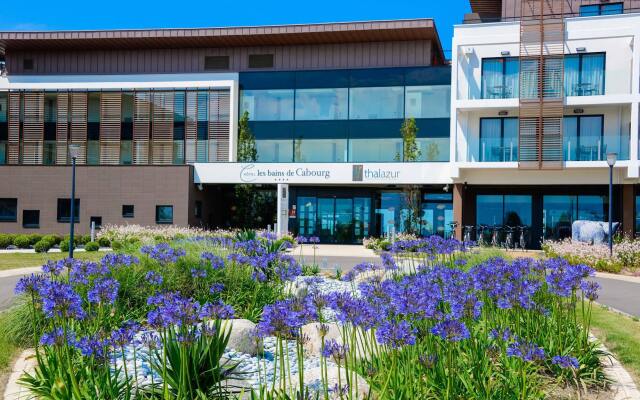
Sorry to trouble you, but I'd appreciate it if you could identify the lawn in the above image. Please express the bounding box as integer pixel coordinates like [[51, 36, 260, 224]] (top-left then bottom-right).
[[588, 304, 640, 384], [0, 251, 111, 271], [0, 311, 18, 372]]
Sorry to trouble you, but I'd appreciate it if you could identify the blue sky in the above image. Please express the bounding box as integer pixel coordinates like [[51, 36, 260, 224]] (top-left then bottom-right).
[[0, 0, 471, 58]]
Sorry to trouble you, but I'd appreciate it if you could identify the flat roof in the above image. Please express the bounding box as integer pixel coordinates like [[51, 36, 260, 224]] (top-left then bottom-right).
[[0, 19, 445, 62], [469, 0, 502, 17]]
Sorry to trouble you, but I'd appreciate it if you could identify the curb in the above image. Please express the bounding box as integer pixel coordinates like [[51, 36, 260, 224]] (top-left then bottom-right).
[[594, 337, 640, 400], [595, 272, 640, 285], [3, 349, 36, 400], [0, 267, 41, 279]]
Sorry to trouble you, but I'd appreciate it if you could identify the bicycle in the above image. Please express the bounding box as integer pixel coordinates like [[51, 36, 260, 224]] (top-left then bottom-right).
[[476, 225, 489, 247], [463, 225, 474, 244], [448, 221, 459, 240], [504, 226, 515, 250], [518, 226, 529, 251], [491, 225, 502, 248]]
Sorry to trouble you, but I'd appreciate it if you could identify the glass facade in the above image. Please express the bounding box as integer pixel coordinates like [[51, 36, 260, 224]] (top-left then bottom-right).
[[476, 195, 532, 227], [479, 118, 518, 162], [580, 3, 623, 16], [481, 58, 519, 99], [636, 195, 640, 238], [421, 193, 453, 237], [242, 67, 451, 163], [563, 115, 604, 161], [543, 195, 607, 240], [565, 53, 605, 96]]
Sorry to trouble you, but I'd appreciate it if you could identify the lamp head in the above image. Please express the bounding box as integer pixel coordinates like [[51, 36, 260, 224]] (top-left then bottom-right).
[[606, 152, 617, 167], [68, 144, 81, 160]]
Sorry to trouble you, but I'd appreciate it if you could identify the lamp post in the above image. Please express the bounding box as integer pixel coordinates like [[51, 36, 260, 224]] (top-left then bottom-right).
[[606, 152, 617, 258], [68, 144, 81, 259]]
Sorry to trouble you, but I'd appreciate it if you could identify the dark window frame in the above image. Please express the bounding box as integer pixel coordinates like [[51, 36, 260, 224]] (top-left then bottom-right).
[[565, 52, 606, 96], [248, 54, 275, 69], [155, 205, 174, 225], [480, 57, 519, 99], [23, 59, 34, 71], [57, 198, 80, 223], [122, 205, 135, 218], [204, 55, 230, 71], [22, 210, 40, 229], [0, 198, 17, 222], [579, 3, 624, 16], [90, 216, 102, 230], [479, 117, 519, 162], [195, 201, 202, 219]]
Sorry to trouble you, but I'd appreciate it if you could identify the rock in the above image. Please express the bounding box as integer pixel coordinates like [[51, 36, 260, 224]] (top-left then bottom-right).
[[353, 269, 387, 285], [572, 220, 620, 245], [222, 319, 260, 356], [291, 365, 373, 400], [301, 322, 342, 356]]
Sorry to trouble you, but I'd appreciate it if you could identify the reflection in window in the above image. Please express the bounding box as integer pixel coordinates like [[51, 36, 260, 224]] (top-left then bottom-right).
[[294, 138, 347, 162], [120, 141, 132, 165], [241, 90, 294, 121], [297, 196, 317, 236], [480, 118, 518, 162], [376, 192, 413, 236], [0, 93, 6, 165], [57, 198, 80, 223], [580, 3, 623, 16], [43, 141, 56, 165], [565, 53, 605, 96], [563, 116, 604, 161], [349, 87, 404, 119], [256, 140, 293, 162], [87, 93, 100, 164], [405, 86, 451, 118], [87, 140, 100, 165], [417, 137, 449, 162], [156, 205, 174, 224], [0, 198, 17, 222], [349, 138, 403, 162], [476, 194, 532, 227], [636, 196, 640, 237], [421, 193, 453, 237], [481, 58, 519, 99], [543, 195, 607, 240], [295, 88, 348, 120]]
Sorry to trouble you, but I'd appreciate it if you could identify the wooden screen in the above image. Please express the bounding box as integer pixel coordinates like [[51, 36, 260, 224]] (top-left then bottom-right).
[[518, 0, 565, 170], [100, 92, 122, 164], [70, 92, 88, 164], [56, 92, 69, 164], [151, 91, 174, 165], [185, 91, 198, 163], [22, 92, 44, 165], [133, 91, 150, 164], [7, 92, 21, 164], [208, 89, 231, 162]]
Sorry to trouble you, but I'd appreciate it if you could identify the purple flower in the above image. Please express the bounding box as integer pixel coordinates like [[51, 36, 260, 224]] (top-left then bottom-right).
[[580, 281, 600, 301], [147, 292, 202, 328], [375, 320, 417, 348], [141, 243, 186, 265], [431, 320, 470, 342], [552, 355, 580, 369], [199, 300, 235, 320], [38, 281, 85, 320], [209, 283, 225, 294], [201, 252, 225, 269], [145, 271, 164, 286], [74, 334, 111, 361], [69, 261, 109, 285], [42, 259, 72, 276], [295, 236, 308, 244], [41, 327, 75, 347], [15, 274, 47, 296], [309, 236, 320, 244], [111, 321, 140, 346], [190, 268, 207, 279], [489, 327, 513, 342], [322, 339, 349, 360], [101, 253, 139, 269], [506, 340, 546, 362], [256, 297, 317, 339], [87, 277, 119, 305], [138, 331, 162, 350]]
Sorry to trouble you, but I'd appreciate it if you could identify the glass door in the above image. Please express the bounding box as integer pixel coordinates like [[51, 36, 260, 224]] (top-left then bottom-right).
[[297, 197, 317, 237], [421, 193, 453, 237], [335, 198, 354, 244], [317, 198, 336, 243], [354, 197, 371, 242]]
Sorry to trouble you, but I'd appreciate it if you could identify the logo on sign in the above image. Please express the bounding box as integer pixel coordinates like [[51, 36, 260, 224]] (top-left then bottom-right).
[[240, 164, 257, 183], [352, 165, 364, 182]]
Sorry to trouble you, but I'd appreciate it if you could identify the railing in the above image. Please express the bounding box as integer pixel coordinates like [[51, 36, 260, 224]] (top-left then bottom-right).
[[463, 6, 640, 24]]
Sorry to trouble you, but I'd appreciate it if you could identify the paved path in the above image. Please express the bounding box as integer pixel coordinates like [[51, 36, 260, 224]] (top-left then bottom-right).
[[591, 274, 640, 318]]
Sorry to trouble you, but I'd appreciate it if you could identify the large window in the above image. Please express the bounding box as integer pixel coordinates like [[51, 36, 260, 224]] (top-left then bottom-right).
[[57, 198, 80, 223], [636, 195, 640, 237], [0, 198, 17, 222], [421, 193, 453, 237], [565, 53, 605, 96], [476, 195, 532, 227], [256, 140, 293, 162], [294, 88, 348, 120], [23, 210, 39, 228], [481, 58, 519, 99], [479, 118, 518, 162], [0, 92, 7, 165], [349, 87, 404, 120], [87, 93, 100, 165], [405, 86, 451, 118], [349, 138, 403, 162], [156, 205, 174, 224], [294, 138, 346, 162], [580, 3, 623, 16], [563, 115, 604, 161], [543, 195, 607, 240], [241, 90, 294, 121]]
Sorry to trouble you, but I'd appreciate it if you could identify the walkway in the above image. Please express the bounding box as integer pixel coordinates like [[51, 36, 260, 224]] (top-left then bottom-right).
[[591, 273, 640, 318]]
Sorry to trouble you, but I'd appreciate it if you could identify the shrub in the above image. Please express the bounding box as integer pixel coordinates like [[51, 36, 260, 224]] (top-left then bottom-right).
[[84, 241, 99, 252], [27, 234, 42, 246], [13, 235, 32, 249], [78, 235, 92, 245], [33, 240, 52, 253], [97, 236, 111, 248], [110, 240, 123, 251], [59, 239, 70, 252], [41, 234, 62, 246], [0, 234, 13, 249]]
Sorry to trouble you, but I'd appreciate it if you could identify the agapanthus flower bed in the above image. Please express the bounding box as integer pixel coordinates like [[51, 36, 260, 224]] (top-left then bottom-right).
[[11, 231, 609, 399], [543, 238, 640, 274]]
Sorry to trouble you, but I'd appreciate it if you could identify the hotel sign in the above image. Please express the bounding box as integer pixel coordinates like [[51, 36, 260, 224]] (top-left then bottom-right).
[[193, 162, 452, 185]]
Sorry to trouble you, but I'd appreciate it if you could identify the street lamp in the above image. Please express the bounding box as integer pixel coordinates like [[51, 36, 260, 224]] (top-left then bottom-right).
[[606, 152, 617, 258], [68, 144, 81, 259]]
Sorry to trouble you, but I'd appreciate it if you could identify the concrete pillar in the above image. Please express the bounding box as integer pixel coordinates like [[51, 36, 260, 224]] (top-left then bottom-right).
[[453, 183, 464, 240], [276, 184, 289, 236], [622, 184, 635, 238]]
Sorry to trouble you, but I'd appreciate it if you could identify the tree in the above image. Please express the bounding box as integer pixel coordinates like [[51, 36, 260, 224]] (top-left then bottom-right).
[[397, 118, 423, 235], [237, 111, 257, 162]]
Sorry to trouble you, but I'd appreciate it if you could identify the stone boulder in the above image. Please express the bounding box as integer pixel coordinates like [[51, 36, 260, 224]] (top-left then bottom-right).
[[572, 220, 619, 245], [291, 365, 373, 400], [221, 319, 260, 355], [301, 322, 342, 356]]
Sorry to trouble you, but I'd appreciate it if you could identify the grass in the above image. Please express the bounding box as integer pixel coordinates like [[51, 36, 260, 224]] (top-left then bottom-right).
[[0, 251, 111, 271], [0, 311, 19, 372], [588, 304, 640, 384]]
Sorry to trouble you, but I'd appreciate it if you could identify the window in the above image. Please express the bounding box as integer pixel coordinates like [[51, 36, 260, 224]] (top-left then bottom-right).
[[23, 59, 34, 70], [543, 195, 607, 240], [248, 54, 274, 69], [0, 198, 17, 222], [294, 88, 348, 120], [565, 53, 605, 96], [57, 198, 80, 223], [87, 93, 101, 165], [580, 3, 623, 16], [195, 201, 202, 218], [349, 138, 403, 162], [349, 87, 404, 119], [294, 137, 347, 162], [90, 216, 102, 230], [22, 210, 39, 228], [563, 115, 604, 161], [156, 205, 173, 224], [122, 205, 134, 218], [405, 85, 451, 118], [240, 90, 294, 121], [476, 195, 532, 227], [204, 55, 230, 70], [636, 195, 640, 238], [481, 58, 519, 99], [479, 118, 518, 162], [256, 139, 294, 162], [0, 92, 6, 165]]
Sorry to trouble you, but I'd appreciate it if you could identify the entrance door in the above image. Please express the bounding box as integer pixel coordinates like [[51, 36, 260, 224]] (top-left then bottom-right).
[[421, 193, 454, 238], [297, 196, 317, 237], [317, 198, 336, 243], [354, 197, 372, 242], [334, 198, 354, 243]]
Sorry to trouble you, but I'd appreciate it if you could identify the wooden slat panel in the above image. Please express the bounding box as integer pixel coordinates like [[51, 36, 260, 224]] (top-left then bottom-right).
[[70, 92, 87, 164], [208, 89, 230, 162], [22, 91, 44, 164], [100, 92, 121, 164], [7, 92, 21, 164], [133, 91, 150, 164], [56, 92, 69, 164], [185, 91, 197, 163], [151, 91, 173, 165]]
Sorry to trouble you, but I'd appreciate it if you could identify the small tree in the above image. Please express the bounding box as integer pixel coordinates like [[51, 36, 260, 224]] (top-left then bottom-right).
[[237, 111, 257, 162], [397, 118, 423, 235]]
